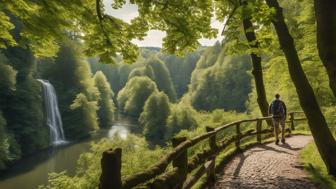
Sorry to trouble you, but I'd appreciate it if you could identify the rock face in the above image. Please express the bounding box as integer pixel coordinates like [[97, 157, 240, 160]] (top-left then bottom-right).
[[213, 135, 318, 189]]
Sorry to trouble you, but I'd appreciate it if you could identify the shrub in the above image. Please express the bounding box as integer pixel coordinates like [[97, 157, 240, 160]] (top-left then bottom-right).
[[140, 92, 170, 145], [165, 103, 198, 140], [94, 71, 115, 128], [117, 76, 158, 117]]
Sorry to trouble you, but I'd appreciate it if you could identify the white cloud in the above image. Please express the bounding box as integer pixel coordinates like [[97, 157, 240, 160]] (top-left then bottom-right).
[[132, 30, 165, 47], [199, 18, 224, 46], [103, 1, 138, 23], [103, 0, 223, 47]]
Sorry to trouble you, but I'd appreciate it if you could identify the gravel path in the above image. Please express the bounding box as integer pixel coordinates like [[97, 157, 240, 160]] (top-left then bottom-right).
[[213, 135, 318, 189]]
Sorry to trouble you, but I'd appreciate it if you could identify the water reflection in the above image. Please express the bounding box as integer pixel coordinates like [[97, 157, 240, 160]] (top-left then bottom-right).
[[0, 113, 138, 189]]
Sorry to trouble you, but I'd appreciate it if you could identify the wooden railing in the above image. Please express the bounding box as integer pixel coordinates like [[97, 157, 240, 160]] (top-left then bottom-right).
[[99, 112, 307, 189]]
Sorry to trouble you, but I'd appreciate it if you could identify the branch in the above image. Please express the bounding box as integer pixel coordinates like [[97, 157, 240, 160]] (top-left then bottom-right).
[[221, 4, 239, 35], [95, 0, 112, 46], [96, 0, 104, 23]]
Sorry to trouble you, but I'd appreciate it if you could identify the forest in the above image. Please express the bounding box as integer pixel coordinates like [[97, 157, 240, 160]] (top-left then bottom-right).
[[0, 0, 336, 189]]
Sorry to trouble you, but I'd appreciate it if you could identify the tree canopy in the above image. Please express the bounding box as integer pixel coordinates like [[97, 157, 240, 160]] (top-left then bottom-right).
[[140, 92, 170, 145], [94, 71, 115, 128], [0, 0, 148, 63], [117, 76, 158, 117], [39, 40, 100, 139]]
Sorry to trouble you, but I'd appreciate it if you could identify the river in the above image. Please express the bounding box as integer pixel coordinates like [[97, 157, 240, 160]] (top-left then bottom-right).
[[0, 113, 139, 189]]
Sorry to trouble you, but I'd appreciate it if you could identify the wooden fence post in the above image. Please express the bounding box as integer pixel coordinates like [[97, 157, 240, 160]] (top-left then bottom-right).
[[207, 156, 216, 184], [290, 112, 295, 130], [99, 148, 122, 189], [235, 123, 241, 150], [206, 127, 218, 151], [172, 137, 188, 187], [206, 127, 217, 184], [256, 120, 262, 143]]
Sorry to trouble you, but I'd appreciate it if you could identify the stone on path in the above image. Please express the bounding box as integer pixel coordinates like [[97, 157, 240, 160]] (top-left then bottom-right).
[[213, 135, 318, 189]]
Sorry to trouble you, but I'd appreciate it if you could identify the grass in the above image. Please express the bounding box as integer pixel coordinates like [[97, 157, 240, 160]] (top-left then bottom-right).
[[300, 142, 336, 189]]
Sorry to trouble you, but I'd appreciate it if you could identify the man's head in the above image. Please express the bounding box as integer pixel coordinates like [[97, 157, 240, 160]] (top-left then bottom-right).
[[275, 93, 280, 99]]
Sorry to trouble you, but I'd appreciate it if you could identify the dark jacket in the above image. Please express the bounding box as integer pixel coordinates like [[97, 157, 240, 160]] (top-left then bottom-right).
[[268, 99, 287, 117]]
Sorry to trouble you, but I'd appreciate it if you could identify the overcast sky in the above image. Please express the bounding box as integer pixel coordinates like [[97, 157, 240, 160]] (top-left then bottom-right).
[[103, 0, 224, 47]]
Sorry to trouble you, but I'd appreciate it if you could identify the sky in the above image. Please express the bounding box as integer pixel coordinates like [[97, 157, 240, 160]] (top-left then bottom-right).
[[103, 0, 224, 47]]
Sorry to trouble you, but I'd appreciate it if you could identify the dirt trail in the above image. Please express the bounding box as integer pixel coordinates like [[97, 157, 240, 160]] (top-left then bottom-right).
[[213, 135, 318, 189]]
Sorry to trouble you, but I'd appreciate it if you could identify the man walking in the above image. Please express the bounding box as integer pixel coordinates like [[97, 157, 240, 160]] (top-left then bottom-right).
[[269, 94, 287, 145]]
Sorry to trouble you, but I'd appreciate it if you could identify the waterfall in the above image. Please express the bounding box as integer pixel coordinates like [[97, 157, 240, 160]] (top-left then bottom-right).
[[37, 79, 67, 146]]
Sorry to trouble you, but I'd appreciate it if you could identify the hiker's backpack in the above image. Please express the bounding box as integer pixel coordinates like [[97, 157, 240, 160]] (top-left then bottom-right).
[[271, 100, 285, 118]]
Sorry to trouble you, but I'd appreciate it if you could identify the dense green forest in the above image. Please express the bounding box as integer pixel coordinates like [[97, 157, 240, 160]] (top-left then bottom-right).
[[0, 0, 336, 188], [0, 37, 252, 172]]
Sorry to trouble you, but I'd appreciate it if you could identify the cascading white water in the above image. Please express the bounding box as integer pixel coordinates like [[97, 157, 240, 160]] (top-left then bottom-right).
[[37, 79, 67, 146]]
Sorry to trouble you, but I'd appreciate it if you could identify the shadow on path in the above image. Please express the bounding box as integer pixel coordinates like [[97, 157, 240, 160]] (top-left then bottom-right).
[[213, 135, 317, 189], [258, 144, 294, 155], [278, 143, 303, 151], [232, 149, 266, 178]]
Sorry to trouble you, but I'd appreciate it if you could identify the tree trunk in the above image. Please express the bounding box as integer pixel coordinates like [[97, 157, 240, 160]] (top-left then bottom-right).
[[241, 12, 270, 118], [99, 148, 122, 189], [314, 0, 336, 97], [265, 0, 336, 176]]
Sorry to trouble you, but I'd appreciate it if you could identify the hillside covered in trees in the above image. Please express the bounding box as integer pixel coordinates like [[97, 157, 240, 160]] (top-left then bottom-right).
[[0, 37, 253, 174], [0, 0, 336, 188]]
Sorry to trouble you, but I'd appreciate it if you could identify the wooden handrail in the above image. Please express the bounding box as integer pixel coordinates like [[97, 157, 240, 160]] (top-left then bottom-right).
[[214, 116, 273, 133], [99, 112, 306, 189]]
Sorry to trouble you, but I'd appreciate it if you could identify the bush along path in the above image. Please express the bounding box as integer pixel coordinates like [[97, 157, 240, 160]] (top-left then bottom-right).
[[213, 135, 318, 189]]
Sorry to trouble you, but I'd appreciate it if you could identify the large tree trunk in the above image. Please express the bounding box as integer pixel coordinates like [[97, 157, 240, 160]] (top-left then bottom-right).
[[241, 13, 270, 118], [265, 0, 336, 176], [314, 0, 336, 97]]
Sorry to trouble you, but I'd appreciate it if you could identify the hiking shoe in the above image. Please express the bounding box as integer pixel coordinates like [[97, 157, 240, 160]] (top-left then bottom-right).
[[275, 139, 279, 145], [281, 138, 286, 144]]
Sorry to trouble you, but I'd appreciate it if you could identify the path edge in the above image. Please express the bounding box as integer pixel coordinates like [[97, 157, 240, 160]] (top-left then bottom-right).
[[197, 133, 311, 188]]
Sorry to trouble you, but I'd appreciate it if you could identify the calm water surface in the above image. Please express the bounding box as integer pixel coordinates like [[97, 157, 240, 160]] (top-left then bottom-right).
[[0, 113, 138, 189]]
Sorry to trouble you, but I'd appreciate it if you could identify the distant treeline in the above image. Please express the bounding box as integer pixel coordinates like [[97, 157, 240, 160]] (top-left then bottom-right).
[[87, 42, 253, 145]]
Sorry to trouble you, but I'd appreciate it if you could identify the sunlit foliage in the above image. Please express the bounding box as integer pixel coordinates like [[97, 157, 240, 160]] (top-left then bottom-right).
[[134, 0, 217, 55], [94, 71, 115, 128], [189, 47, 252, 112], [39, 40, 99, 139], [128, 64, 155, 81], [90, 47, 201, 100], [140, 92, 170, 145], [165, 103, 198, 140], [38, 134, 166, 189], [1, 0, 336, 182], [117, 76, 158, 117], [160, 48, 204, 98], [146, 57, 177, 102], [0, 0, 148, 63], [0, 54, 16, 90], [247, 0, 336, 116]]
